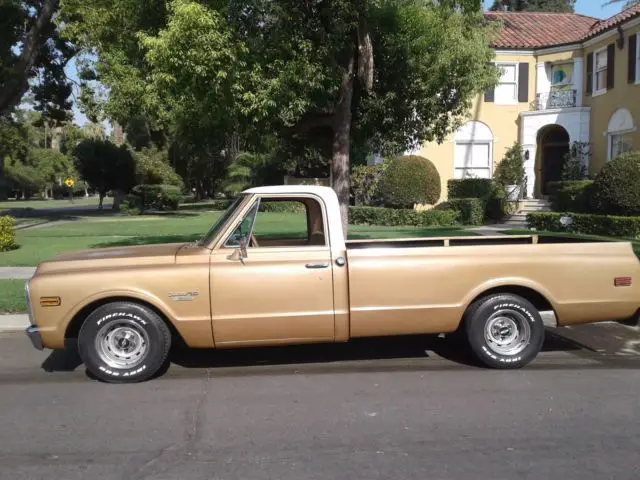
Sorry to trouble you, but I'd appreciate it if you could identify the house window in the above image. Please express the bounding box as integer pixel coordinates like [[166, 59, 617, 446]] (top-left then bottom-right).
[[551, 63, 573, 87], [495, 63, 518, 104], [453, 121, 493, 179], [594, 48, 608, 93], [607, 108, 636, 161], [610, 133, 634, 159]]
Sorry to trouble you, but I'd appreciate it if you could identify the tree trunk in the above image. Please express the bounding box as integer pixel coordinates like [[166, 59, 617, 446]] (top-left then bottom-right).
[[0, 158, 7, 201], [0, 0, 60, 116], [332, 50, 356, 236], [98, 192, 105, 210], [112, 190, 124, 211]]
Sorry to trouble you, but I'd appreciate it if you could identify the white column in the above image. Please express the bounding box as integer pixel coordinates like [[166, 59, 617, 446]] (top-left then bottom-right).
[[573, 57, 584, 107], [522, 144, 536, 199], [536, 63, 550, 95]]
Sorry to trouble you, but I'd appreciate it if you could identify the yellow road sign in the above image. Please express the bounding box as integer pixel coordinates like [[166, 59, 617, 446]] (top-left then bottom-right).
[[64, 178, 74, 188]]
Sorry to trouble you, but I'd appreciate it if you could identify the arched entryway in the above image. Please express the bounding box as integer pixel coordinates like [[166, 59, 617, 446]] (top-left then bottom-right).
[[535, 125, 570, 196]]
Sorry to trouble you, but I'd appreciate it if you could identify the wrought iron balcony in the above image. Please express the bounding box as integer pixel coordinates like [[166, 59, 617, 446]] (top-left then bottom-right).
[[533, 90, 577, 110]]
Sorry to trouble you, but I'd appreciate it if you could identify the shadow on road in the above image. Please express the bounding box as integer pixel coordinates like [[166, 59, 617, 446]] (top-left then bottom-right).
[[39, 329, 584, 376]]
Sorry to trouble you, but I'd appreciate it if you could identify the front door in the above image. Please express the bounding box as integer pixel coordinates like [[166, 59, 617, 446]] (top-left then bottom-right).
[[209, 195, 336, 346], [541, 144, 569, 195]]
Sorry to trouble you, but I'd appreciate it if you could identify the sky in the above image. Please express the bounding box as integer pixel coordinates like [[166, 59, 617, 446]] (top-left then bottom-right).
[[67, 0, 626, 129], [483, 0, 623, 17]]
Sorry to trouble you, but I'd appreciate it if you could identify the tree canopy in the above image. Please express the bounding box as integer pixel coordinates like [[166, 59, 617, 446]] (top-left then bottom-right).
[[59, 0, 499, 228]]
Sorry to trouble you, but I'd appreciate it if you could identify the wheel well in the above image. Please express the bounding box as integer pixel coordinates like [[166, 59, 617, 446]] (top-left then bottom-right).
[[65, 296, 185, 345], [459, 285, 555, 329]]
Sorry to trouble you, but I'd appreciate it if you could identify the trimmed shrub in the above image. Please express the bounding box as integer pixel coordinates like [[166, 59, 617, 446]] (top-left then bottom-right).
[[494, 142, 525, 188], [547, 180, 594, 213], [377, 155, 441, 208], [128, 184, 183, 212], [351, 162, 388, 206], [349, 206, 457, 227], [259, 201, 306, 213], [447, 178, 507, 222], [0, 216, 19, 252], [590, 151, 640, 215], [447, 179, 493, 199], [527, 212, 640, 238], [209, 199, 234, 210], [438, 198, 485, 226]]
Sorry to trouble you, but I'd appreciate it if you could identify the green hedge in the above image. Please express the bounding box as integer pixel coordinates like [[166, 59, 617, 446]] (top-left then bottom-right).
[[258, 201, 306, 213], [527, 212, 640, 238], [208, 199, 234, 210], [547, 180, 593, 213], [349, 206, 457, 227], [439, 198, 485, 226], [447, 179, 493, 199], [0, 216, 19, 252], [127, 184, 183, 212], [446, 178, 508, 222]]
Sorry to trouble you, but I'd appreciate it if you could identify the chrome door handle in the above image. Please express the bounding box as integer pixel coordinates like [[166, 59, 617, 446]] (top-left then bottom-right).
[[305, 263, 329, 269]]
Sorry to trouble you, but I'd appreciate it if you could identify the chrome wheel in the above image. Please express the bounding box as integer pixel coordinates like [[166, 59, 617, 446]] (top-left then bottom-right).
[[95, 319, 150, 369], [484, 309, 531, 356]]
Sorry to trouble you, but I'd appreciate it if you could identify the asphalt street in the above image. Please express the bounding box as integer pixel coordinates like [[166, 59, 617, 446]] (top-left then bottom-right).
[[1, 328, 640, 480]]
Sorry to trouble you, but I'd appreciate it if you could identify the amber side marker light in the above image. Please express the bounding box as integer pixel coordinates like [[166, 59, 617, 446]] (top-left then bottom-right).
[[614, 277, 632, 287], [40, 297, 61, 307]]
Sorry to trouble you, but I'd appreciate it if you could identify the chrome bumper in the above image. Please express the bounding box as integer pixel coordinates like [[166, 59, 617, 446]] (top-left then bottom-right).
[[24, 280, 43, 350], [25, 325, 43, 350]]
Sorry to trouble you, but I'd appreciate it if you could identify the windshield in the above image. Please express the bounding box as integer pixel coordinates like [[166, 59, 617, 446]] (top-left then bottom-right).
[[197, 194, 247, 247]]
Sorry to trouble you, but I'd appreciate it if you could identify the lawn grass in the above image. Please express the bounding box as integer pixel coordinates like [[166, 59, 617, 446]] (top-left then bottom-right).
[[0, 211, 476, 267], [0, 196, 110, 211], [0, 280, 27, 313], [503, 229, 640, 258]]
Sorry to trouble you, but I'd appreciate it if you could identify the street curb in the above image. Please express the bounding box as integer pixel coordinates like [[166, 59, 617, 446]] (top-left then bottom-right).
[[0, 314, 29, 332]]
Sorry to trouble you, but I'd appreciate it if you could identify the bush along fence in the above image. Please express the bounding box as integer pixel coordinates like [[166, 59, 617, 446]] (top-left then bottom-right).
[[527, 212, 640, 239], [348, 206, 457, 227], [446, 178, 508, 223]]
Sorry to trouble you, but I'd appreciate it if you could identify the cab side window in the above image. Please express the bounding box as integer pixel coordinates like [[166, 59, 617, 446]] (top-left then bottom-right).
[[248, 197, 327, 248]]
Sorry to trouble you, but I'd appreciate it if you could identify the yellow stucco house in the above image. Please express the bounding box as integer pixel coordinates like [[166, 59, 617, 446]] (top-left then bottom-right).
[[404, 6, 640, 202]]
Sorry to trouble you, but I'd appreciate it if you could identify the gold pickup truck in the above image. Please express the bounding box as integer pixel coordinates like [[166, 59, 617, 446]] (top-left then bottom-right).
[[25, 186, 640, 382]]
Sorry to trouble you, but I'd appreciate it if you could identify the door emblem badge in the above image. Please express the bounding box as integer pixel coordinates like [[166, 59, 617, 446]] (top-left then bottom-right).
[[169, 291, 200, 301]]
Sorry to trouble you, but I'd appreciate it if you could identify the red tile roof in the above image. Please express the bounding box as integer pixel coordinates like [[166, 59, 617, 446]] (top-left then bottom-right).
[[584, 4, 640, 40], [486, 5, 640, 50]]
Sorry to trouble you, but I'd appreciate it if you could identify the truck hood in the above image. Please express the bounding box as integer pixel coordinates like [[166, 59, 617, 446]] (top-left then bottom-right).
[[34, 243, 185, 276]]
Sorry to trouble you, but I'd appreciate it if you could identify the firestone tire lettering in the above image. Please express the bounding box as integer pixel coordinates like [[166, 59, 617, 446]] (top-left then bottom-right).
[[78, 301, 171, 384], [464, 293, 545, 370]]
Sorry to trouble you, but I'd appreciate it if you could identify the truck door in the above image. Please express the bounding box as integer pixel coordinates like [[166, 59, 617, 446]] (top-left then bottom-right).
[[209, 195, 336, 346]]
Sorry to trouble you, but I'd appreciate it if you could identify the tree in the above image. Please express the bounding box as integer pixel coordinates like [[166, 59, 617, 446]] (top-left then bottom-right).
[[72, 138, 136, 209], [489, 0, 575, 11], [60, 0, 499, 233], [0, 0, 76, 120], [603, 0, 640, 8]]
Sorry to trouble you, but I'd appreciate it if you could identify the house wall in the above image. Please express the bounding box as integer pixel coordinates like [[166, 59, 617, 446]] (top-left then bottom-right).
[[415, 19, 640, 203], [418, 53, 536, 202], [583, 23, 640, 174]]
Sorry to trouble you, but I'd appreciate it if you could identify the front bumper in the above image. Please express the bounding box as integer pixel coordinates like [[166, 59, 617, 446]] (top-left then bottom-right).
[[25, 325, 43, 351], [24, 279, 43, 350]]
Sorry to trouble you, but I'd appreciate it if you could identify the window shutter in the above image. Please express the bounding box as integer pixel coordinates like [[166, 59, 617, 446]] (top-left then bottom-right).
[[518, 63, 529, 103], [484, 87, 495, 103], [607, 43, 615, 90], [586, 52, 593, 95], [629, 34, 638, 84]]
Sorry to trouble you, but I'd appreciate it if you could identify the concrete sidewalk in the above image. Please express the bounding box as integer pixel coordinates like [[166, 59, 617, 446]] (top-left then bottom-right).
[[0, 267, 36, 280], [0, 314, 29, 332]]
